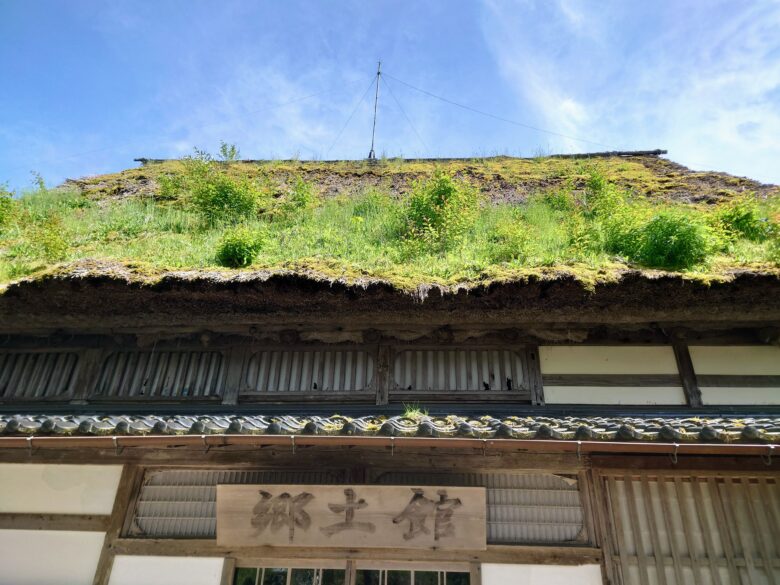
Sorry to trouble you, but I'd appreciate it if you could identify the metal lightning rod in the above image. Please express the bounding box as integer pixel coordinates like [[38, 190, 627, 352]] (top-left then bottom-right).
[[367, 61, 381, 160]]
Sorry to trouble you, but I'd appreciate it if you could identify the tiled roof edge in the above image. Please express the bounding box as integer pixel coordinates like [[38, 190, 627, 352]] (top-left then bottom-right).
[[1, 414, 778, 444]]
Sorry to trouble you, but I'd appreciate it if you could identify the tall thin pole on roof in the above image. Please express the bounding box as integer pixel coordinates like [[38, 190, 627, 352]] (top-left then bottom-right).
[[367, 61, 381, 160]]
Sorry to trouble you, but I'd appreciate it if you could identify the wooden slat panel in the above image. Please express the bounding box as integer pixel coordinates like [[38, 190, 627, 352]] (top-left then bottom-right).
[[706, 477, 741, 585], [641, 476, 668, 585], [673, 477, 703, 585], [585, 473, 780, 585], [607, 476, 631, 585], [624, 475, 651, 585], [690, 478, 723, 585], [722, 477, 758, 585], [92, 350, 224, 399], [757, 478, 780, 558], [657, 477, 685, 585], [243, 349, 375, 395], [741, 478, 777, 585], [0, 351, 78, 399], [391, 348, 530, 394]]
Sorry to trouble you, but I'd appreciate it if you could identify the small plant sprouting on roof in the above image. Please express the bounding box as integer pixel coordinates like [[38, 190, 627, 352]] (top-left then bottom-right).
[[218, 141, 241, 162], [402, 402, 429, 421], [216, 225, 265, 268]]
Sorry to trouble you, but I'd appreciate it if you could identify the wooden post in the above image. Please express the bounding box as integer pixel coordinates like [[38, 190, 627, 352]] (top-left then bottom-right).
[[469, 562, 482, 585], [92, 465, 144, 585], [673, 342, 702, 407], [528, 345, 544, 405], [375, 345, 391, 405], [70, 348, 104, 402], [220, 558, 236, 585], [222, 347, 249, 405]]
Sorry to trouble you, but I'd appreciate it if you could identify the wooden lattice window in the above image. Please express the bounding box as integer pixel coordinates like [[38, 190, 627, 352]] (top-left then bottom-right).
[[602, 472, 780, 584]]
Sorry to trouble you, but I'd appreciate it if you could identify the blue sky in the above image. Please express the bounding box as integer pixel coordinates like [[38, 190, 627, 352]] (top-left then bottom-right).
[[1, 0, 779, 191]]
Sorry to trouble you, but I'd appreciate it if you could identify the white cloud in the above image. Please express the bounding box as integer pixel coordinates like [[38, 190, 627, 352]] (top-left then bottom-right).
[[480, 0, 780, 182]]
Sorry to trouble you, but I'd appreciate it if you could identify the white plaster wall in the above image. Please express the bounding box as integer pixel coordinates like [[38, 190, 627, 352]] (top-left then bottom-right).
[[0, 463, 122, 514], [0, 529, 104, 585], [700, 387, 779, 405], [108, 556, 225, 585], [544, 385, 686, 405], [481, 563, 603, 585], [539, 346, 678, 374], [689, 345, 780, 375]]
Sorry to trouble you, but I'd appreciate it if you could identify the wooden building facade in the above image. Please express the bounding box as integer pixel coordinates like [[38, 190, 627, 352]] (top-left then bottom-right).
[[0, 268, 778, 585]]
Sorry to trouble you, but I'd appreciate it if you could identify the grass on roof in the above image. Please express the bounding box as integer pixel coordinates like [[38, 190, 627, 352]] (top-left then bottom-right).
[[1, 151, 779, 291]]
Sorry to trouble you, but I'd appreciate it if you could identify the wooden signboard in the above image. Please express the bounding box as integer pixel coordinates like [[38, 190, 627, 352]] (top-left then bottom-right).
[[217, 484, 487, 550]]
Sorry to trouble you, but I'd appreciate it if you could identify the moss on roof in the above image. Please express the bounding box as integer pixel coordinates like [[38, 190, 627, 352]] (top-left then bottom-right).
[[70, 153, 778, 204], [1, 153, 779, 296]]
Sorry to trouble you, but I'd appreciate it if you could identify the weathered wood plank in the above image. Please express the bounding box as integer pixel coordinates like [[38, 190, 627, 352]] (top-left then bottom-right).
[[0, 513, 110, 531], [542, 374, 683, 387], [0, 446, 584, 471], [696, 374, 780, 387], [110, 539, 602, 565]]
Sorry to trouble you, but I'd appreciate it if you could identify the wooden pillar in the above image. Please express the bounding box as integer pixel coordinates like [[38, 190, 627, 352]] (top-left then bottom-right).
[[92, 465, 144, 585], [673, 342, 702, 407]]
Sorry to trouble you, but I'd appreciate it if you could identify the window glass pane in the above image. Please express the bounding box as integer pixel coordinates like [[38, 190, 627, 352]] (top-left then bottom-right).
[[355, 569, 382, 585], [234, 568, 258, 585], [290, 568, 315, 585], [262, 568, 288, 585], [321, 569, 346, 585], [445, 573, 470, 585], [414, 572, 439, 585], [387, 570, 412, 585]]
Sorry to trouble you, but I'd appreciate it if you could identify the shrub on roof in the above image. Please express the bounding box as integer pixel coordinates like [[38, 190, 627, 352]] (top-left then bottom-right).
[[636, 210, 711, 270], [715, 194, 769, 243], [402, 170, 479, 251], [584, 170, 646, 259], [274, 177, 316, 219], [215, 226, 265, 268], [566, 210, 601, 259], [190, 172, 260, 225], [159, 150, 262, 224], [29, 216, 69, 262], [0, 185, 15, 230], [486, 215, 530, 263], [539, 187, 577, 213]]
